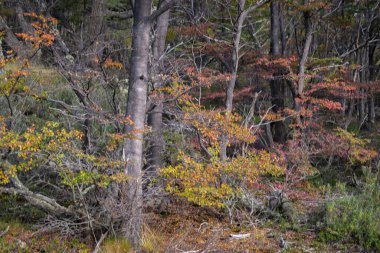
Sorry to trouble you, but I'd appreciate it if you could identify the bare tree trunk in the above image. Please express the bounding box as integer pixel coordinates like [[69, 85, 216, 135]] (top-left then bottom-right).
[[123, 0, 152, 246], [295, 10, 313, 125], [269, 0, 287, 143], [147, 0, 170, 173], [220, 0, 245, 161], [279, 2, 287, 55], [220, 0, 266, 160], [368, 43, 377, 124], [86, 0, 105, 67]]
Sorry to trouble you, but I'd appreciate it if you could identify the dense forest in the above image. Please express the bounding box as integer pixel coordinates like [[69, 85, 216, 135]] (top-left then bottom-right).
[[0, 0, 379, 252]]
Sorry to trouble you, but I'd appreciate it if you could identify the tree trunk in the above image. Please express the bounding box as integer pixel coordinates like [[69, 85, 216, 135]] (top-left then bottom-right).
[[294, 10, 313, 125], [123, 0, 152, 247], [368, 43, 376, 124], [269, 0, 287, 143], [86, 0, 105, 67], [147, 0, 170, 173], [220, 0, 267, 159], [220, 0, 246, 161]]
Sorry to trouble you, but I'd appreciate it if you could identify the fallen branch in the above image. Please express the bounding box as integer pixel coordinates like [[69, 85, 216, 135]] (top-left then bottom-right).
[[92, 232, 108, 253]]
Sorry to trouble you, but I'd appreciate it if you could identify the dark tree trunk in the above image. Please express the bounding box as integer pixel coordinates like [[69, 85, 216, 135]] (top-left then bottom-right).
[[123, 0, 152, 247], [269, 0, 287, 143], [368, 43, 376, 124]]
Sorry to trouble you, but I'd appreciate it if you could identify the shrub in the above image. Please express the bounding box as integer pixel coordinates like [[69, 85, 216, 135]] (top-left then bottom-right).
[[320, 170, 380, 251], [161, 149, 285, 208]]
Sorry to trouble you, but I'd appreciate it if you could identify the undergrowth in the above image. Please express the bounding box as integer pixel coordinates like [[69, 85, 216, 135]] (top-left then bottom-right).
[[320, 169, 380, 251]]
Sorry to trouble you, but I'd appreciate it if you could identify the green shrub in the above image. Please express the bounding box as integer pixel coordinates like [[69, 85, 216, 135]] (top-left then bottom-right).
[[320, 170, 380, 250]]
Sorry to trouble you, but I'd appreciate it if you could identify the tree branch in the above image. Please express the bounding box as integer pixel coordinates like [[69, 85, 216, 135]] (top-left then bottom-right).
[[0, 176, 74, 216], [149, 0, 180, 22]]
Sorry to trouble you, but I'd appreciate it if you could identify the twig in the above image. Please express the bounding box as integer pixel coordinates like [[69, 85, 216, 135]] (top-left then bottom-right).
[[92, 232, 108, 253]]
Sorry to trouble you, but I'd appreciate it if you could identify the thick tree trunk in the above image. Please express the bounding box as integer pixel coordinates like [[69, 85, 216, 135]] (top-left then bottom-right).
[[123, 0, 152, 247], [147, 0, 170, 173]]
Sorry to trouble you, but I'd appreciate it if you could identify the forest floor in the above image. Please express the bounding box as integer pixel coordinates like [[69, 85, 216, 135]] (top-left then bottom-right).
[[0, 195, 366, 253]]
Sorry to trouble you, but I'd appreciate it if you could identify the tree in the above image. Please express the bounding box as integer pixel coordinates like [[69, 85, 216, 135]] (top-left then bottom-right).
[[269, 0, 287, 143], [147, 0, 171, 173], [123, 0, 178, 246], [220, 0, 268, 160]]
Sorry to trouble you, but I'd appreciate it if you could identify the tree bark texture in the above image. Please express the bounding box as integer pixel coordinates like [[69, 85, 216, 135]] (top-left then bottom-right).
[[269, 0, 287, 143], [123, 0, 152, 247], [147, 0, 170, 173]]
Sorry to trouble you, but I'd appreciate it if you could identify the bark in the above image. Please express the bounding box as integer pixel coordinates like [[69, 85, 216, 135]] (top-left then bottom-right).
[[368, 43, 377, 124], [86, 0, 105, 67], [123, 0, 152, 247], [269, 0, 287, 143], [279, 2, 286, 55], [220, 0, 245, 160], [297, 11, 313, 97], [294, 10, 313, 125], [147, 0, 170, 173]]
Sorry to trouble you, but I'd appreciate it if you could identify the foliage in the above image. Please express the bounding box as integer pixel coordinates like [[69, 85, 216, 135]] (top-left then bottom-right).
[[161, 149, 286, 208], [0, 117, 126, 187], [334, 128, 377, 164], [16, 13, 57, 48], [320, 170, 380, 251]]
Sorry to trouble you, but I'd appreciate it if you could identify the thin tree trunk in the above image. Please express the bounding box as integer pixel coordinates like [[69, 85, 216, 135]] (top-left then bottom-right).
[[279, 2, 286, 55], [220, 0, 246, 161], [295, 10, 313, 125], [220, 0, 267, 160], [368, 42, 376, 124]]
